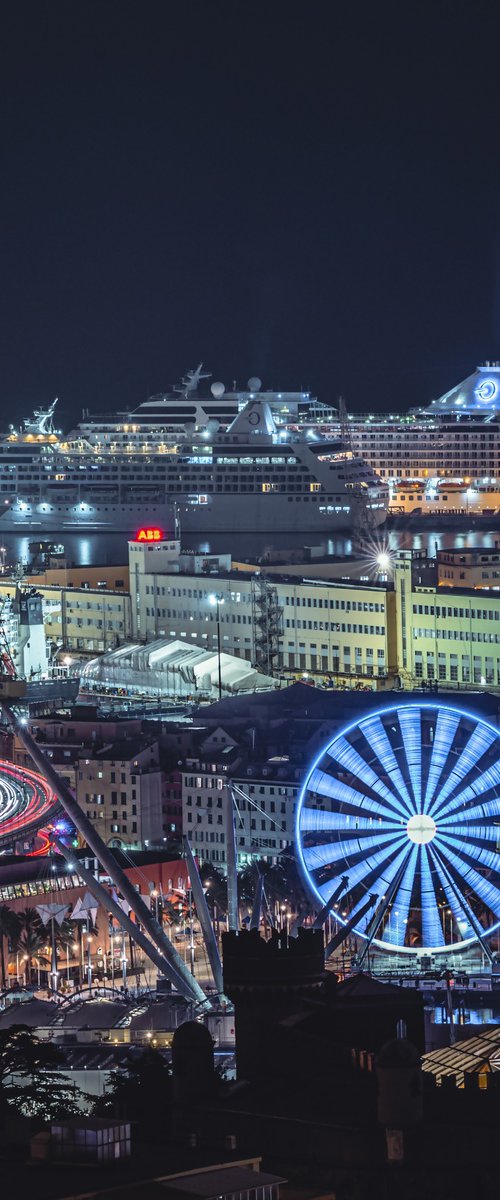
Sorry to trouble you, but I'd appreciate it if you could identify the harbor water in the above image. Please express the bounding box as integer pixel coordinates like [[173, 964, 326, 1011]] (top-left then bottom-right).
[[3, 526, 500, 569]]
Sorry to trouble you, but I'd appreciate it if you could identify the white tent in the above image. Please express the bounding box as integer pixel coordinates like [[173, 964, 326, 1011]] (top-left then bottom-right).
[[78, 638, 277, 703]]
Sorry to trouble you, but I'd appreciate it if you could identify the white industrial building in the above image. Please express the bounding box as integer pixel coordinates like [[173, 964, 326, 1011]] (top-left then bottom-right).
[[1, 587, 49, 679]]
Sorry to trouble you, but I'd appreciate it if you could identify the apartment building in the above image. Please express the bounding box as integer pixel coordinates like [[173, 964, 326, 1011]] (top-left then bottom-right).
[[76, 737, 164, 849], [181, 724, 300, 870], [11, 712, 169, 849]]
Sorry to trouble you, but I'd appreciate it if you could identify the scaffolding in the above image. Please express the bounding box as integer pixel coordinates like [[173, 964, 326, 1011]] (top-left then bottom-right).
[[251, 575, 283, 676]]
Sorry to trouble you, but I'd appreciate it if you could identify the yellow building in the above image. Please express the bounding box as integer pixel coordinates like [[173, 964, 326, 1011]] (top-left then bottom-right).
[[395, 551, 500, 688], [129, 537, 398, 688], [24, 564, 129, 591], [436, 547, 500, 590], [0, 579, 132, 661]]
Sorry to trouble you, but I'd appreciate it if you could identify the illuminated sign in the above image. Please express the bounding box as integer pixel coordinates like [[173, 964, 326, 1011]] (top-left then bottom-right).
[[135, 528, 164, 542], [474, 377, 498, 403]]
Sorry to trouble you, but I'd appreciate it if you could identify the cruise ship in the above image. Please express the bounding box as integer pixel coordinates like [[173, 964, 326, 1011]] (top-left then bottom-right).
[[0, 369, 387, 534], [137, 361, 500, 494], [388, 479, 500, 517], [340, 362, 500, 488], [277, 361, 500, 513]]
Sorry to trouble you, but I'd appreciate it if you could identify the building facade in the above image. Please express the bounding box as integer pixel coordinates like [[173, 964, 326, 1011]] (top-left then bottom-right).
[[183, 769, 298, 870], [436, 547, 500, 590], [127, 536, 500, 696], [395, 551, 500, 688], [11, 714, 170, 849], [0, 579, 132, 667], [181, 723, 300, 870], [128, 537, 396, 688]]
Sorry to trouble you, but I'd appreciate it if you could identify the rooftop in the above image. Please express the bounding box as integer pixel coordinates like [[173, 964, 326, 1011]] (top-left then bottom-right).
[[91, 736, 158, 762]]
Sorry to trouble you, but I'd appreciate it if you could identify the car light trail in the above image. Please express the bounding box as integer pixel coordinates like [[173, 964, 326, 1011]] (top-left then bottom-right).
[[0, 760, 59, 847]]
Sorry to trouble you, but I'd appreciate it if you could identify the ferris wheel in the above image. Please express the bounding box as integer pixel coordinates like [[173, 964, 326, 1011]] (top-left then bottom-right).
[[295, 703, 500, 956]]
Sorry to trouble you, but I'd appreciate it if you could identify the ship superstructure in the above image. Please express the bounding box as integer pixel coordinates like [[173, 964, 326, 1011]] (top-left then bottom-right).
[[0, 375, 386, 534], [343, 363, 500, 487]]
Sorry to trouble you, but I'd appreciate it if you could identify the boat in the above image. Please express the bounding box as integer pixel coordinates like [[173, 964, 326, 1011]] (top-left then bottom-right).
[[0, 369, 387, 534], [341, 362, 500, 493]]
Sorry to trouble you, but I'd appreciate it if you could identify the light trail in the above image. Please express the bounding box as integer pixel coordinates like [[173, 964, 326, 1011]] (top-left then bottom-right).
[[0, 760, 60, 848]]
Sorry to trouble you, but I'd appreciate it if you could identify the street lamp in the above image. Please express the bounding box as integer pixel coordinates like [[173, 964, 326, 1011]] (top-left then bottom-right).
[[87, 936, 93, 989], [209, 593, 224, 701]]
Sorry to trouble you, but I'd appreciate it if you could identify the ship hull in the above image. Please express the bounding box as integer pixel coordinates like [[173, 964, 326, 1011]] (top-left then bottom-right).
[[0, 493, 387, 534]]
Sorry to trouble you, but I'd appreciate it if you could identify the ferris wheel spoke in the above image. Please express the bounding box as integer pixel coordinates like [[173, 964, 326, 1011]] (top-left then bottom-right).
[[431, 722, 498, 817], [299, 809, 398, 834], [426, 845, 476, 941], [437, 830, 500, 887], [439, 823, 500, 851], [358, 715, 415, 815], [306, 768, 407, 824], [431, 845, 494, 958], [420, 845, 445, 947], [432, 759, 500, 824], [422, 709, 461, 813], [326, 736, 411, 820], [398, 709, 422, 811], [302, 830, 404, 874], [332, 838, 410, 914], [434, 836, 500, 918], [381, 844, 419, 946], [439, 795, 500, 826]]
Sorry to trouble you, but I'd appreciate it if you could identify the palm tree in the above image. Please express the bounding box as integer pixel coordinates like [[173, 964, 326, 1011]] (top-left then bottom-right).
[[55, 916, 77, 957], [0, 906, 20, 990], [199, 865, 228, 916], [14, 909, 48, 986]]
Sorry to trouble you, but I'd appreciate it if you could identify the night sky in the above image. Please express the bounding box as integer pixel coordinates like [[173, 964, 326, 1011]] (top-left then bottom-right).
[[1, 1, 500, 427]]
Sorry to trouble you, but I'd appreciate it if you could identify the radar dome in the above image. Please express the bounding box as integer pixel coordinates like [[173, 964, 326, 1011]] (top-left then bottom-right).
[[211, 381, 225, 398], [206, 419, 220, 435], [247, 376, 262, 392]]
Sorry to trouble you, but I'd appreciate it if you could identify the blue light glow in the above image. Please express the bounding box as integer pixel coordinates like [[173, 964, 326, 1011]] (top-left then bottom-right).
[[475, 377, 498, 403], [295, 702, 500, 955]]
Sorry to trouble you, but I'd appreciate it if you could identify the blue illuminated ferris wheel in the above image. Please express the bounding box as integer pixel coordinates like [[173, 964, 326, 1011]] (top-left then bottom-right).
[[295, 704, 500, 956]]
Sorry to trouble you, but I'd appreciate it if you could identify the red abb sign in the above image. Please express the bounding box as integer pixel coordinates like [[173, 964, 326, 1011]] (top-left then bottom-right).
[[135, 528, 164, 542]]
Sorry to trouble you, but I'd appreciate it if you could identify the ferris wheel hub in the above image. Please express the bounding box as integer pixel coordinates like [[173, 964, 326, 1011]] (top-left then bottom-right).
[[406, 813, 437, 845]]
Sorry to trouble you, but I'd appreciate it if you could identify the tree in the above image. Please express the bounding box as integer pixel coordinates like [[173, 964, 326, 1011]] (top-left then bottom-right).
[[238, 857, 308, 926], [93, 1047, 171, 1139], [199, 864, 228, 915], [14, 908, 48, 985], [0, 1025, 88, 1122], [0, 906, 20, 989]]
